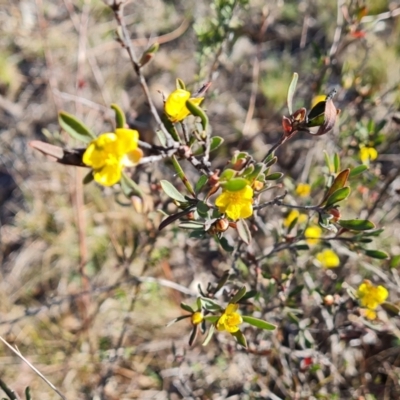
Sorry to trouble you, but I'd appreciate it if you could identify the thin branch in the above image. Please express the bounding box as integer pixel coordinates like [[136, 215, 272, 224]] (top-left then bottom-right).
[[0, 336, 67, 400], [111, 1, 176, 148]]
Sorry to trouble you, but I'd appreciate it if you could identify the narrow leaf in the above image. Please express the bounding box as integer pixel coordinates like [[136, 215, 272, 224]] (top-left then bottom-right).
[[230, 287, 247, 304], [180, 302, 195, 313], [287, 72, 298, 115], [58, 111, 95, 142], [242, 315, 277, 330], [82, 170, 94, 184], [203, 316, 220, 323], [209, 136, 224, 152], [158, 206, 196, 231], [264, 172, 283, 181], [231, 330, 247, 348], [195, 175, 208, 194], [320, 169, 350, 205], [202, 324, 215, 346], [325, 186, 351, 208], [236, 219, 252, 245], [349, 164, 369, 177], [364, 249, 389, 259], [166, 315, 190, 327], [111, 103, 126, 129], [121, 172, 143, 197], [160, 180, 187, 202], [338, 219, 375, 231], [333, 153, 340, 173], [186, 99, 208, 131], [188, 325, 198, 346]]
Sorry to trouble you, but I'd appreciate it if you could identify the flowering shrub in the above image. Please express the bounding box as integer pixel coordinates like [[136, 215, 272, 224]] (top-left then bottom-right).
[[6, 0, 397, 397]]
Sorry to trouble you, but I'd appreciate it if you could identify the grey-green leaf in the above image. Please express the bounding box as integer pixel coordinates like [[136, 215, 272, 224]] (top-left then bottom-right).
[[242, 315, 276, 330], [160, 180, 187, 202], [58, 111, 96, 142]]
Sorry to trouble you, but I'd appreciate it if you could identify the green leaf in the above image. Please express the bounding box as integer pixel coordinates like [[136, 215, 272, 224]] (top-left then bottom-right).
[[82, 170, 94, 185], [264, 155, 278, 168], [242, 316, 276, 330], [338, 219, 375, 231], [158, 206, 196, 231], [121, 172, 143, 197], [201, 298, 223, 311], [349, 164, 369, 178], [236, 219, 252, 245], [179, 222, 204, 230], [323, 150, 332, 172], [294, 244, 310, 251], [188, 325, 198, 346], [195, 175, 208, 194], [111, 103, 126, 129], [333, 153, 340, 173], [189, 230, 205, 239], [186, 99, 208, 131], [219, 236, 234, 252], [240, 289, 258, 302], [25, 387, 31, 400], [214, 270, 231, 292], [381, 301, 400, 316], [203, 315, 220, 324], [180, 302, 194, 313], [202, 324, 215, 346], [264, 172, 283, 181], [58, 111, 95, 143], [230, 287, 247, 303], [220, 168, 236, 181], [196, 201, 210, 218], [166, 315, 190, 327], [364, 249, 389, 259], [160, 180, 187, 203], [287, 72, 298, 115], [209, 136, 224, 152], [325, 187, 350, 208], [222, 177, 248, 192], [320, 169, 350, 206], [231, 330, 247, 348], [390, 255, 400, 268], [363, 228, 384, 237], [176, 78, 186, 90]]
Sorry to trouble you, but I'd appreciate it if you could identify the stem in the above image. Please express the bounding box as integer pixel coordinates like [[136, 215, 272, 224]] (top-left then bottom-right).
[[171, 155, 196, 197]]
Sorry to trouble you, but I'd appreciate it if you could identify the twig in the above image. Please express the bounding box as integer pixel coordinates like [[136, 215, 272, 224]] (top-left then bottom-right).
[[0, 336, 67, 400], [111, 1, 176, 148], [329, 0, 346, 59]]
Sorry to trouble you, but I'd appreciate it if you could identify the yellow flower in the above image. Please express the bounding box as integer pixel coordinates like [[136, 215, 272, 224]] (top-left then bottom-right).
[[191, 311, 204, 325], [215, 185, 253, 220], [217, 304, 243, 333], [360, 146, 378, 164], [357, 280, 388, 320], [164, 88, 204, 123], [283, 209, 307, 228], [296, 183, 311, 197], [304, 225, 322, 246], [83, 128, 142, 186], [316, 249, 340, 268]]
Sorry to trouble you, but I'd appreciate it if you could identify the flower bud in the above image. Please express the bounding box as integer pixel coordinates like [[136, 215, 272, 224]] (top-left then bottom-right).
[[191, 311, 204, 325]]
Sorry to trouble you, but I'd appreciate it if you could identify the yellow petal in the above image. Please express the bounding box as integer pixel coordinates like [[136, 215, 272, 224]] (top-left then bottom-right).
[[93, 162, 122, 186], [115, 128, 139, 153], [165, 89, 191, 122], [123, 148, 143, 167]]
